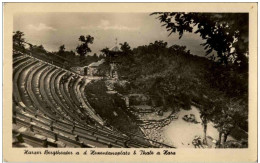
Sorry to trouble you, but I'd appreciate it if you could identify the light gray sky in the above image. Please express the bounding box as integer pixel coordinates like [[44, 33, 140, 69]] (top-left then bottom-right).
[[14, 13, 206, 56]]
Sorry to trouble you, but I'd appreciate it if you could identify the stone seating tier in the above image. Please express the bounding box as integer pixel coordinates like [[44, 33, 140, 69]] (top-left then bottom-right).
[[12, 52, 163, 148]]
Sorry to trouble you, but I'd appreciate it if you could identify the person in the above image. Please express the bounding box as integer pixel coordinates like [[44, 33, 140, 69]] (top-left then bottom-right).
[[212, 139, 217, 148], [189, 114, 196, 123], [183, 115, 189, 121], [197, 137, 204, 148], [192, 136, 203, 148], [192, 138, 199, 148]]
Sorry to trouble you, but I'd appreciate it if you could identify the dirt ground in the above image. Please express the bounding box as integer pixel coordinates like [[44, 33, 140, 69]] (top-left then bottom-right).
[[143, 106, 234, 148]]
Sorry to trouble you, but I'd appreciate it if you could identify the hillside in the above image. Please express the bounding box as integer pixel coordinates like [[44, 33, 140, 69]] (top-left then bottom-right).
[[13, 43, 100, 71], [108, 41, 248, 144]]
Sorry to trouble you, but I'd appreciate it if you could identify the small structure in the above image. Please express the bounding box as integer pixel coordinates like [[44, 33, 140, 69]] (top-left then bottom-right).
[[70, 59, 105, 76], [108, 38, 123, 58], [86, 59, 105, 76], [109, 62, 119, 79], [108, 38, 122, 79], [70, 66, 85, 75]]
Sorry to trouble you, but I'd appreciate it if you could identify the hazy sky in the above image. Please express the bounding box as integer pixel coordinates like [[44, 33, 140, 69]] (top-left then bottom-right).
[[14, 13, 206, 56]]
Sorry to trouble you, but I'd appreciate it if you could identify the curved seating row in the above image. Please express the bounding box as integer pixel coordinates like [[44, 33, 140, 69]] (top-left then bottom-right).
[[12, 52, 165, 148]]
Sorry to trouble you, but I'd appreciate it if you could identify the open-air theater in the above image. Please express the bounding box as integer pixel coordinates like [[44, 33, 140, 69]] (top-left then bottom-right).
[[12, 47, 171, 148]]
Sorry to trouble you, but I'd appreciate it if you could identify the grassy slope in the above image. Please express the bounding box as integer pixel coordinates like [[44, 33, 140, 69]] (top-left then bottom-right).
[[84, 80, 144, 136]]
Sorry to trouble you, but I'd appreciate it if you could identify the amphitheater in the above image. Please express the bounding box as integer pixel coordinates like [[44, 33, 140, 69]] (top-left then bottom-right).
[[12, 49, 173, 148]]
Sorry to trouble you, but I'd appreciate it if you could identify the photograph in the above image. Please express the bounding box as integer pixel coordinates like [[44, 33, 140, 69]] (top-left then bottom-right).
[[12, 12, 249, 149], [3, 2, 257, 163]]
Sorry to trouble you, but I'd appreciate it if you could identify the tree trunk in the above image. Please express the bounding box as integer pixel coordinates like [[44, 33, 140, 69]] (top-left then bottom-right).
[[218, 132, 222, 148], [223, 133, 229, 143], [203, 123, 207, 145]]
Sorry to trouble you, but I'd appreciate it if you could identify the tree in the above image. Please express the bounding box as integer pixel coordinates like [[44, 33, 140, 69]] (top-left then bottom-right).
[[212, 98, 247, 147], [29, 44, 37, 51], [213, 103, 234, 147], [28, 44, 46, 54], [93, 53, 98, 60], [38, 45, 46, 53], [13, 31, 25, 48], [58, 45, 66, 55], [100, 47, 110, 57], [76, 35, 94, 57], [120, 42, 132, 56], [151, 13, 248, 71], [148, 40, 168, 57], [149, 67, 194, 111], [169, 45, 189, 56], [199, 99, 216, 145]]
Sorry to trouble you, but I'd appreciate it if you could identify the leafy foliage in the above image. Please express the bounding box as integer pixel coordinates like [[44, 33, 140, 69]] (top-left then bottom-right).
[[120, 42, 132, 56], [13, 31, 25, 48], [113, 40, 248, 146], [76, 35, 94, 57], [13, 31, 99, 70], [151, 12, 249, 71], [85, 80, 143, 135], [30, 44, 47, 54], [212, 98, 248, 143], [115, 41, 205, 110], [58, 45, 66, 55], [100, 47, 109, 56]]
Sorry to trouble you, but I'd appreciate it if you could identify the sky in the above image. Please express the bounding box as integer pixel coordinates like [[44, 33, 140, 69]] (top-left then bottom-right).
[[14, 13, 206, 56]]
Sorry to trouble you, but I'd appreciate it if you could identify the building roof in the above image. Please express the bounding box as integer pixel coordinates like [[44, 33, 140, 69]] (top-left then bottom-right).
[[109, 45, 122, 52], [88, 59, 105, 67]]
